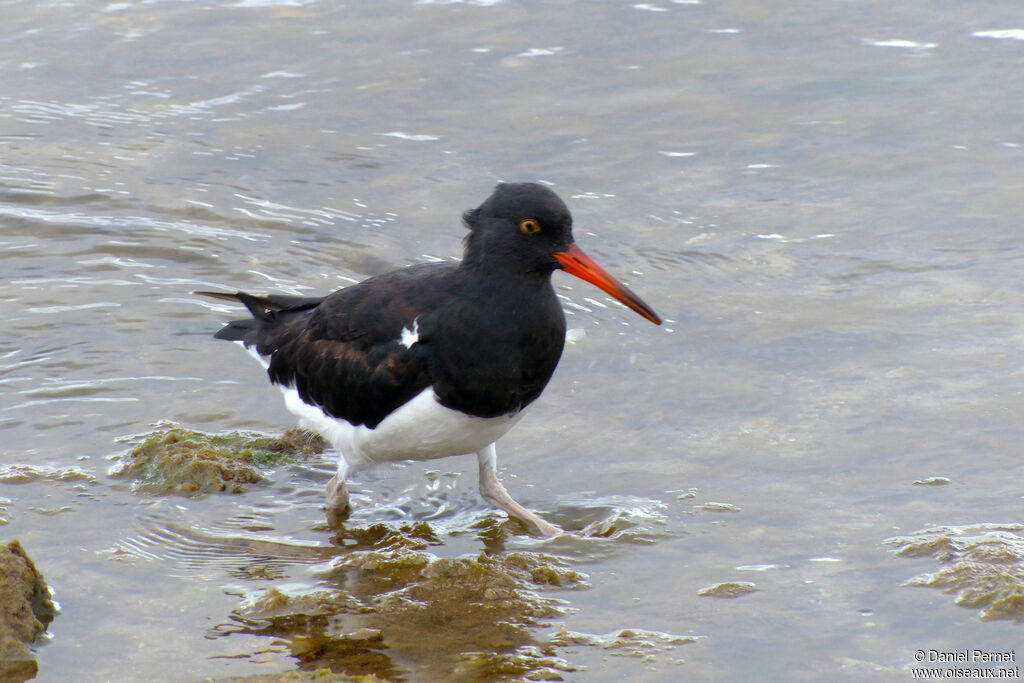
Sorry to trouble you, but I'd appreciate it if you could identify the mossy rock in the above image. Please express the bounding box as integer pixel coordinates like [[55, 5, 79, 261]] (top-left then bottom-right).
[[697, 581, 758, 598], [111, 426, 327, 495], [0, 539, 57, 683]]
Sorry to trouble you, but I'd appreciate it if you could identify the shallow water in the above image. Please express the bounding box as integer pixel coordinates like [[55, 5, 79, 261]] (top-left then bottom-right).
[[2, 0, 1023, 681]]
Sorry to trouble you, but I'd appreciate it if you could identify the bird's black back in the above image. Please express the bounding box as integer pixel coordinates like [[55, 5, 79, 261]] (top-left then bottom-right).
[[209, 261, 566, 428]]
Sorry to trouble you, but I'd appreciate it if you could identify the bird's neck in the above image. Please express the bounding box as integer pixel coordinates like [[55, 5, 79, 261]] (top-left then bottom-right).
[[456, 262, 556, 306]]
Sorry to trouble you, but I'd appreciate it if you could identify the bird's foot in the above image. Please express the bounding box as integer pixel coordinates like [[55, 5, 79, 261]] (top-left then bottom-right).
[[517, 512, 562, 538], [325, 474, 351, 530], [478, 465, 562, 538], [325, 474, 350, 509]]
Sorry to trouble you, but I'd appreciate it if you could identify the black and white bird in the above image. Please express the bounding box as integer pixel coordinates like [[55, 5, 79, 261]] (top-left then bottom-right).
[[197, 182, 660, 536]]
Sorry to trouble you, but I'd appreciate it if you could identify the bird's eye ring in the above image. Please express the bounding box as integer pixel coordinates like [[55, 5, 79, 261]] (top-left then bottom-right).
[[519, 218, 542, 234]]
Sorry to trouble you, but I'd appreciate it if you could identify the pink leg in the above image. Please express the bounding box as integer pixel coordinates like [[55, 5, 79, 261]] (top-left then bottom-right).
[[325, 474, 350, 511], [476, 444, 561, 537], [324, 457, 351, 529]]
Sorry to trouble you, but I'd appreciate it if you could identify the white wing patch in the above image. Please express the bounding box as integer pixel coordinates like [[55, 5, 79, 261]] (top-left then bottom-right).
[[399, 317, 420, 349]]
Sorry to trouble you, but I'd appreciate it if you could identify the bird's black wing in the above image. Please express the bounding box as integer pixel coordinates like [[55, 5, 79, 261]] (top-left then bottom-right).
[[251, 264, 454, 428]]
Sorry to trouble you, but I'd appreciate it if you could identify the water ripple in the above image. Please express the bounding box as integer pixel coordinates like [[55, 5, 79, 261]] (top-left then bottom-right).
[[0, 204, 270, 241], [108, 508, 338, 580]]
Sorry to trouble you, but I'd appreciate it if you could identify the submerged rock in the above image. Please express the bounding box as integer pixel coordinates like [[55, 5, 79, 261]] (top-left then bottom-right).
[[223, 521, 590, 681], [886, 523, 1024, 621], [110, 426, 326, 495], [453, 646, 575, 681], [0, 539, 57, 683], [0, 465, 95, 484], [549, 626, 701, 656], [697, 581, 758, 598]]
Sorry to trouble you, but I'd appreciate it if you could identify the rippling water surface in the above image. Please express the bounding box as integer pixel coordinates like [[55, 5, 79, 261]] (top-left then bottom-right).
[[2, 1, 1023, 681]]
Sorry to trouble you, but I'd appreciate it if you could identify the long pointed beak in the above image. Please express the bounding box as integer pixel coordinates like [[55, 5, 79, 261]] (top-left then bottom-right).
[[553, 244, 662, 325]]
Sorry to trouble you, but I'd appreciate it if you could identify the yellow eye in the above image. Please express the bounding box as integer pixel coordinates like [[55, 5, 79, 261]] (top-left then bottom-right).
[[519, 218, 542, 234]]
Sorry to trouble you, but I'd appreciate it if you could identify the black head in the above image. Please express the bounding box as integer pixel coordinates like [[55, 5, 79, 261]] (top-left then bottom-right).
[[460, 182, 662, 324], [461, 182, 574, 274]]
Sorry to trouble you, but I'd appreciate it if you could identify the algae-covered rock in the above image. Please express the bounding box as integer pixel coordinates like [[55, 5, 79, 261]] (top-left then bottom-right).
[[110, 426, 326, 495], [238, 587, 371, 622], [223, 520, 590, 681], [697, 581, 758, 598], [453, 646, 575, 681], [886, 523, 1024, 621], [0, 539, 57, 683], [331, 521, 442, 554], [367, 550, 587, 632], [0, 465, 95, 484], [229, 587, 398, 680]]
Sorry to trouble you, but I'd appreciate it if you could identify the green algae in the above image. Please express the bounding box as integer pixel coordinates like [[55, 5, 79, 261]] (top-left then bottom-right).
[[0, 539, 57, 683], [886, 523, 1024, 621], [110, 426, 326, 495]]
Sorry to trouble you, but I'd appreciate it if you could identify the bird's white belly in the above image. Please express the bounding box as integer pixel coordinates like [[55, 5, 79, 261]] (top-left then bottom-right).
[[242, 343, 523, 470], [282, 385, 525, 470]]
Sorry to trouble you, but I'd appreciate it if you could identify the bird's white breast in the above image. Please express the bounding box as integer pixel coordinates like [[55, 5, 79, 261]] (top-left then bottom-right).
[[243, 343, 524, 471], [283, 384, 525, 470]]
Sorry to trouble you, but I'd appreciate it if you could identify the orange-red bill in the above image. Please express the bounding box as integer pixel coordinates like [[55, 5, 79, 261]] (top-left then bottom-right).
[[553, 244, 662, 325]]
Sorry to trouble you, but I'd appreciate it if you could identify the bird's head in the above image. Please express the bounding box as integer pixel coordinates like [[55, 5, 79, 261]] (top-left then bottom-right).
[[463, 182, 661, 325]]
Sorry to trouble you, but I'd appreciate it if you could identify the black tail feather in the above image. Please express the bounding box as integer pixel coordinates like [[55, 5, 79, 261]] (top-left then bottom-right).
[[212, 319, 256, 342], [194, 290, 325, 351]]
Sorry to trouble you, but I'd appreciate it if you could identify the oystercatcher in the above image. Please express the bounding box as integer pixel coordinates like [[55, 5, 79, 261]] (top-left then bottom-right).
[[197, 183, 660, 536]]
